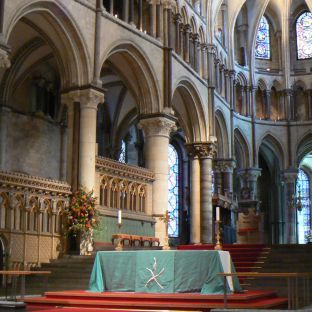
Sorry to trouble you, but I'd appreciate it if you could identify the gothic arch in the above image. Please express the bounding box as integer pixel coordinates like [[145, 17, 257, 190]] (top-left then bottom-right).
[[172, 79, 208, 143], [234, 128, 251, 169], [297, 132, 312, 165], [101, 42, 161, 114], [215, 110, 230, 158], [4, 0, 91, 88], [258, 133, 286, 169]]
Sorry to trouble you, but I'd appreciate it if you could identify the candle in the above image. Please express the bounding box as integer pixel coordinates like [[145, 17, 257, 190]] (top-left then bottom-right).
[[216, 206, 220, 221], [118, 209, 122, 225]]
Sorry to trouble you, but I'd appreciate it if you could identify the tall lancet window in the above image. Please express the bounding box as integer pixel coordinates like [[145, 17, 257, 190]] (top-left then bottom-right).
[[296, 169, 311, 244], [255, 16, 271, 59], [296, 12, 312, 59], [168, 144, 179, 237]]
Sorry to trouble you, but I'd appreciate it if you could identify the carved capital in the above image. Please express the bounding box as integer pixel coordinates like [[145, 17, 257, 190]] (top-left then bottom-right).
[[216, 159, 236, 173], [174, 13, 182, 24], [284, 89, 293, 97], [161, 0, 175, 9], [0, 48, 11, 69], [281, 168, 298, 184], [186, 142, 217, 159], [206, 44, 217, 55], [183, 24, 192, 33], [138, 116, 177, 138]]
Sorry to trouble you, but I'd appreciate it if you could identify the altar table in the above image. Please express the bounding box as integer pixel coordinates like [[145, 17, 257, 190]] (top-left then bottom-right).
[[89, 250, 242, 294]]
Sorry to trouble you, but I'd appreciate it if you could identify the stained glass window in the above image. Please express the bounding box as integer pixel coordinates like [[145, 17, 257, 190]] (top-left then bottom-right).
[[296, 12, 312, 59], [119, 140, 126, 163], [296, 169, 311, 244], [255, 16, 271, 59], [168, 144, 179, 237]]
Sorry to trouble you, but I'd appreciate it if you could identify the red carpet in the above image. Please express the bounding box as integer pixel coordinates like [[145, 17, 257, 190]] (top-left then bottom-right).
[[23, 289, 288, 311], [178, 244, 270, 285]]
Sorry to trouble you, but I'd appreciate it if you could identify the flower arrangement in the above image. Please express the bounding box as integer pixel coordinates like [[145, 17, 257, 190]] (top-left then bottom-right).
[[305, 230, 312, 243], [65, 188, 98, 236]]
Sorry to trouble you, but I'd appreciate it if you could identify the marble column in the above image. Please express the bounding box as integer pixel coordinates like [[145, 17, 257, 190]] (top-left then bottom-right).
[[224, 69, 229, 102], [219, 64, 225, 98], [265, 90, 271, 119], [194, 142, 217, 244], [138, 115, 177, 245], [148, 0, 156, 37], [78, 88, 104, 191], [281, 169, 298, 244], [214, 59, 220, 92], [207, 44, 216, 88], [186, 144, 201, 244]]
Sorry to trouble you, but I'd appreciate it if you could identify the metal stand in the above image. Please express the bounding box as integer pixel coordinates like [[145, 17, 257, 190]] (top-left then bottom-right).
[[214, 220, 223, 250]]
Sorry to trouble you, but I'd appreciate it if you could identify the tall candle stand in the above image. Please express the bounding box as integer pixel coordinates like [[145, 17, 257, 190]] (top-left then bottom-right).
[[115, 222, 123, 251], [160, 210, 171, 250], [214, 220, 223, 250]]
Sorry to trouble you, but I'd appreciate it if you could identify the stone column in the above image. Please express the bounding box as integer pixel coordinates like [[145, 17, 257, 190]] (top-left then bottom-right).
[[220, 159, 236, 196], [307, 89, 312, 120], [194, 142, 217, 244], [129, 0, 135, 25], [78, 88, 104, 191], [219, 64, 225, 98], [186, 145, 201, 244], [122, 0, 129, 23], [138, 115, 177, 245], [207, 44, 216, 88], [249, 85, 257, 166], [174, 14, 182, 54], [148, 0, 156, 37], [284, 89, 294, 121], [183, 25, 191, 63], [201, 44, 208, 79], [281, 169, 298, 244], [109, 0, 114, 14], [179, 23, 184, 57], [265, 90, 271, 119], [224, 69, 229, 102], [214, 59, 220, 92], [138, 0, 143, 30], [244, 86, 250, 116], [193, 34, 200, 73]]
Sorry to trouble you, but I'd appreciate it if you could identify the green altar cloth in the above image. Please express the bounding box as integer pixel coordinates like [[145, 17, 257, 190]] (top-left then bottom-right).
[[89, 250, 241, 294]]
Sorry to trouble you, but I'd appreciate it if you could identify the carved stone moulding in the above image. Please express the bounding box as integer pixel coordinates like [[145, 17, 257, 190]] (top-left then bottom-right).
[[96, 156, 155, 183]]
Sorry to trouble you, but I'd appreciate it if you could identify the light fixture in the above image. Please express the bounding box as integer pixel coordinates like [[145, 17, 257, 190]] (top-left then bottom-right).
[[266, 68, 271, 72], [289, 185, 303, 212]]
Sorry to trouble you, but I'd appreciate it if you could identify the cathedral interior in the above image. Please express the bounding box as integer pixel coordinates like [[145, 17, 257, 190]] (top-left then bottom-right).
[[0, 0, 312, 270]]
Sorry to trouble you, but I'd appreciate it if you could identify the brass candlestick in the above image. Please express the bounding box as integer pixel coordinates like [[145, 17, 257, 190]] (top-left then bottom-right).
[[214, 220, 223, 250], [160, 210, 171, 250], [115, 223, 123, 251]]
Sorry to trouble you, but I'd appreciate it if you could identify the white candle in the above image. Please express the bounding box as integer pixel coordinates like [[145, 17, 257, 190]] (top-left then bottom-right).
[[216, 206, 220, 221], [118, 210, 122, 225]]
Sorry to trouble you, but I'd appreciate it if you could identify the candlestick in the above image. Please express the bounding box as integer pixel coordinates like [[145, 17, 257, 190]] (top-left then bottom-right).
[[115, 210, 123, 251], [216, 206, 220, 221], [214, 220, 223, 250]]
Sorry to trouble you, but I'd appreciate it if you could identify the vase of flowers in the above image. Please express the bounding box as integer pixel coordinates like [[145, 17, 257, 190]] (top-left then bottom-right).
[[65, 188, 98, 255]]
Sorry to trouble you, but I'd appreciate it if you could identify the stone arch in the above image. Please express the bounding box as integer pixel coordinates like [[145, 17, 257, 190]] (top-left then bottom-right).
[[234, 128, 251, 169], [257, 78, 267, 91], [297, 132, 312, 165], [258, 133, 286, 169], [215, 109, 230, 158], [4, 0, 91, 89], [190, 16, 197, 34], [100, 42, 161, 115], [172, 79, 207, 143], [181, 6, 189, 24]]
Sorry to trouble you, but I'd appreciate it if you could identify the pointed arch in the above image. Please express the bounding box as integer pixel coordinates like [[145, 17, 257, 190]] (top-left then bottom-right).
[[234, 128, 251, 169], [172, 79, 208, 143], [258, 133, 286, 169], [4, 0, 91, 88], [101, 42, 161, 114], [215, 110, 230, 158], [297, 132, 312, 165]]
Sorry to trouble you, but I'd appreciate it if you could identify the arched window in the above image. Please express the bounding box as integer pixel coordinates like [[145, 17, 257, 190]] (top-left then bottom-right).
[[255, 16, 271, 59], [168, 144, 179, 237], [296, 169, 311, 244], [119, 140, 126, 163], [296, 12, 312, 60]]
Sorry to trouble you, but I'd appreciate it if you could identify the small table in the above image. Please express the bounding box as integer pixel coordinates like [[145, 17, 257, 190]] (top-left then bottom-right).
[[89, 250, 241, 294]]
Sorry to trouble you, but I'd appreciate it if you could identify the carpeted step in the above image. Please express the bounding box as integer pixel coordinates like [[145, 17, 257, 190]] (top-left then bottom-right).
[[23, 290, 287, 310]]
